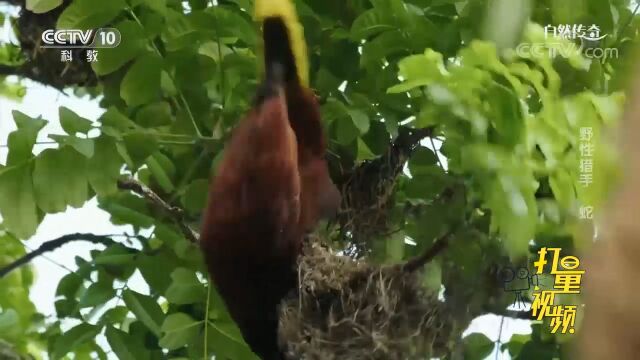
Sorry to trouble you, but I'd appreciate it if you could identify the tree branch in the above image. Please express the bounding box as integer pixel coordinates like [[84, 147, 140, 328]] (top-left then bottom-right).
[[401, 230, 453, 273], [346, 126, 435, 188], [488, 309, 532, 320], [117, 178, 200, 243], [0, 233, 115, 278]]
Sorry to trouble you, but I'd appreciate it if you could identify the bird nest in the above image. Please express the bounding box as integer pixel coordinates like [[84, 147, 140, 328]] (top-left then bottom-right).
[[278, 241, 452, 360]]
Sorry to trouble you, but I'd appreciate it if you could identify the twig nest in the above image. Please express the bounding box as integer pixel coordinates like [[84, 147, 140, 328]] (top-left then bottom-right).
[[279, 241, 451, 359]]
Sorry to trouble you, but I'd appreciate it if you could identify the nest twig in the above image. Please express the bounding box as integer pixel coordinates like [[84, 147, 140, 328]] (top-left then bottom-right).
[[279, 240, 452, 360]]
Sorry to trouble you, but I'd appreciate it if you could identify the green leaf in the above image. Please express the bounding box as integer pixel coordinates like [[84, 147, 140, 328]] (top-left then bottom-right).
[[549, 168, 576, 210], [388, 49, 447, 93], [93, 245, 136, 266], [136, 0, 167, 15], [385, 231, 405, 262], [99, 193, 155, 228], [55, 272, 84, 299], [146, 154, 175, 193], [165, 268, 206, 305], [206, 6, 257, 46], [356, 138, 376, 162], [55, 298, 80, 318], [516, 340, 556, 359], [6, 111, 46, 166], [159, 313, 201, 350], [92, 21, 146, 75], [487, 174, 537, 258], [26, 0, 62, 13], [135, 101, 173, 127], [348, 109, 370, 134], [105, 326, 138, 360], [100, 306, 129, 326], [138, 252, 176, 294], [122, 132, 160, 167], [487, 83, 524, 148], [0, 164, 39, 238], [52, 323, 102, 359], [0, 81, 27, 100], [334, 116, 359, 145], [161, 9, 200, 51], [100, 107, 139, 132], [207, 319, 256, 359], [0, 309, 20, 338], [59, 107, 94, 135], [421, 261, 442, 293], [199, 41, 233, 63], [122, 290, 165, 337], [503, 333, 530, 358], [33, 147, 90, 213], [463, 333, 495, 360], [404, 168, 449, 201], [87, 136, 123, 196], [49, 135, 95, 158], [57, 0, 126, 29], [79, 281, 115, 308], [409, 147, 438, 174], [350, 8, 394, 40], [181, 179, 209, 215], [121, 54, 163, 107]]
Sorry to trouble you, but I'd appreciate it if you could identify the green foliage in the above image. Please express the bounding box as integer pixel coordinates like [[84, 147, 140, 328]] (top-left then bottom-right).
[[0, 0, 637, 358]]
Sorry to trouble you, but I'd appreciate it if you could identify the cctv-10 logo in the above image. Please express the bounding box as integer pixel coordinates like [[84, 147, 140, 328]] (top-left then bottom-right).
[[41, 28, 121, 49]]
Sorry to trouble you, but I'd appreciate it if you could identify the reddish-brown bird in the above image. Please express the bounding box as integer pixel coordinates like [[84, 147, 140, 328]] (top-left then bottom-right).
[[199, 7, 340, 360]]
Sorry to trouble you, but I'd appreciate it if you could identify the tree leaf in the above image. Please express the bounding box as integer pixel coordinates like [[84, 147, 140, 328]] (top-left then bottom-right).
[[463, 333, 495, 360], [79, 281, 115, 308], [49, 135, 95, 158], [92, 20, 147, 75], [181, 179, 209, 215], [52, 323, 102, 359], [105, 326, 138, 360], [99, 193, 155, 228], [348, 109, 370, 134], [122, 132, 160, 167], [26, 0, 62, 13], [122, 290, 165, 337], [159, 313, 200, 350], [146, 154, 175, 193], [87, 136, 123, 196], [57, 0, 126, 29], [0, 309, 20, 338], [165, 268, 206, 305], [6, 111, 46, 166], [59, 107, 94, 135], [55, 272, 84, 299], [135, 101, 173, 127], [0, 164, 39, 238], [121, 54, 163, 107], [33, 147, 90, 212], [135, 0, 167, 15]]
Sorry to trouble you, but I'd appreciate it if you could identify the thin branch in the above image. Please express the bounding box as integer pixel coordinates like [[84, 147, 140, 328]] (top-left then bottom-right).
[[489, 309, 532, 320], [429, 135, 445, 170], [346, 126, 435, 185], [117, 177, 200, 243], [340, 126, 435, 211], [495, 315, 505, 360], [402, 230, 453, 273], [0, 64, 21, 76], [0, 233, 116, 278]]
